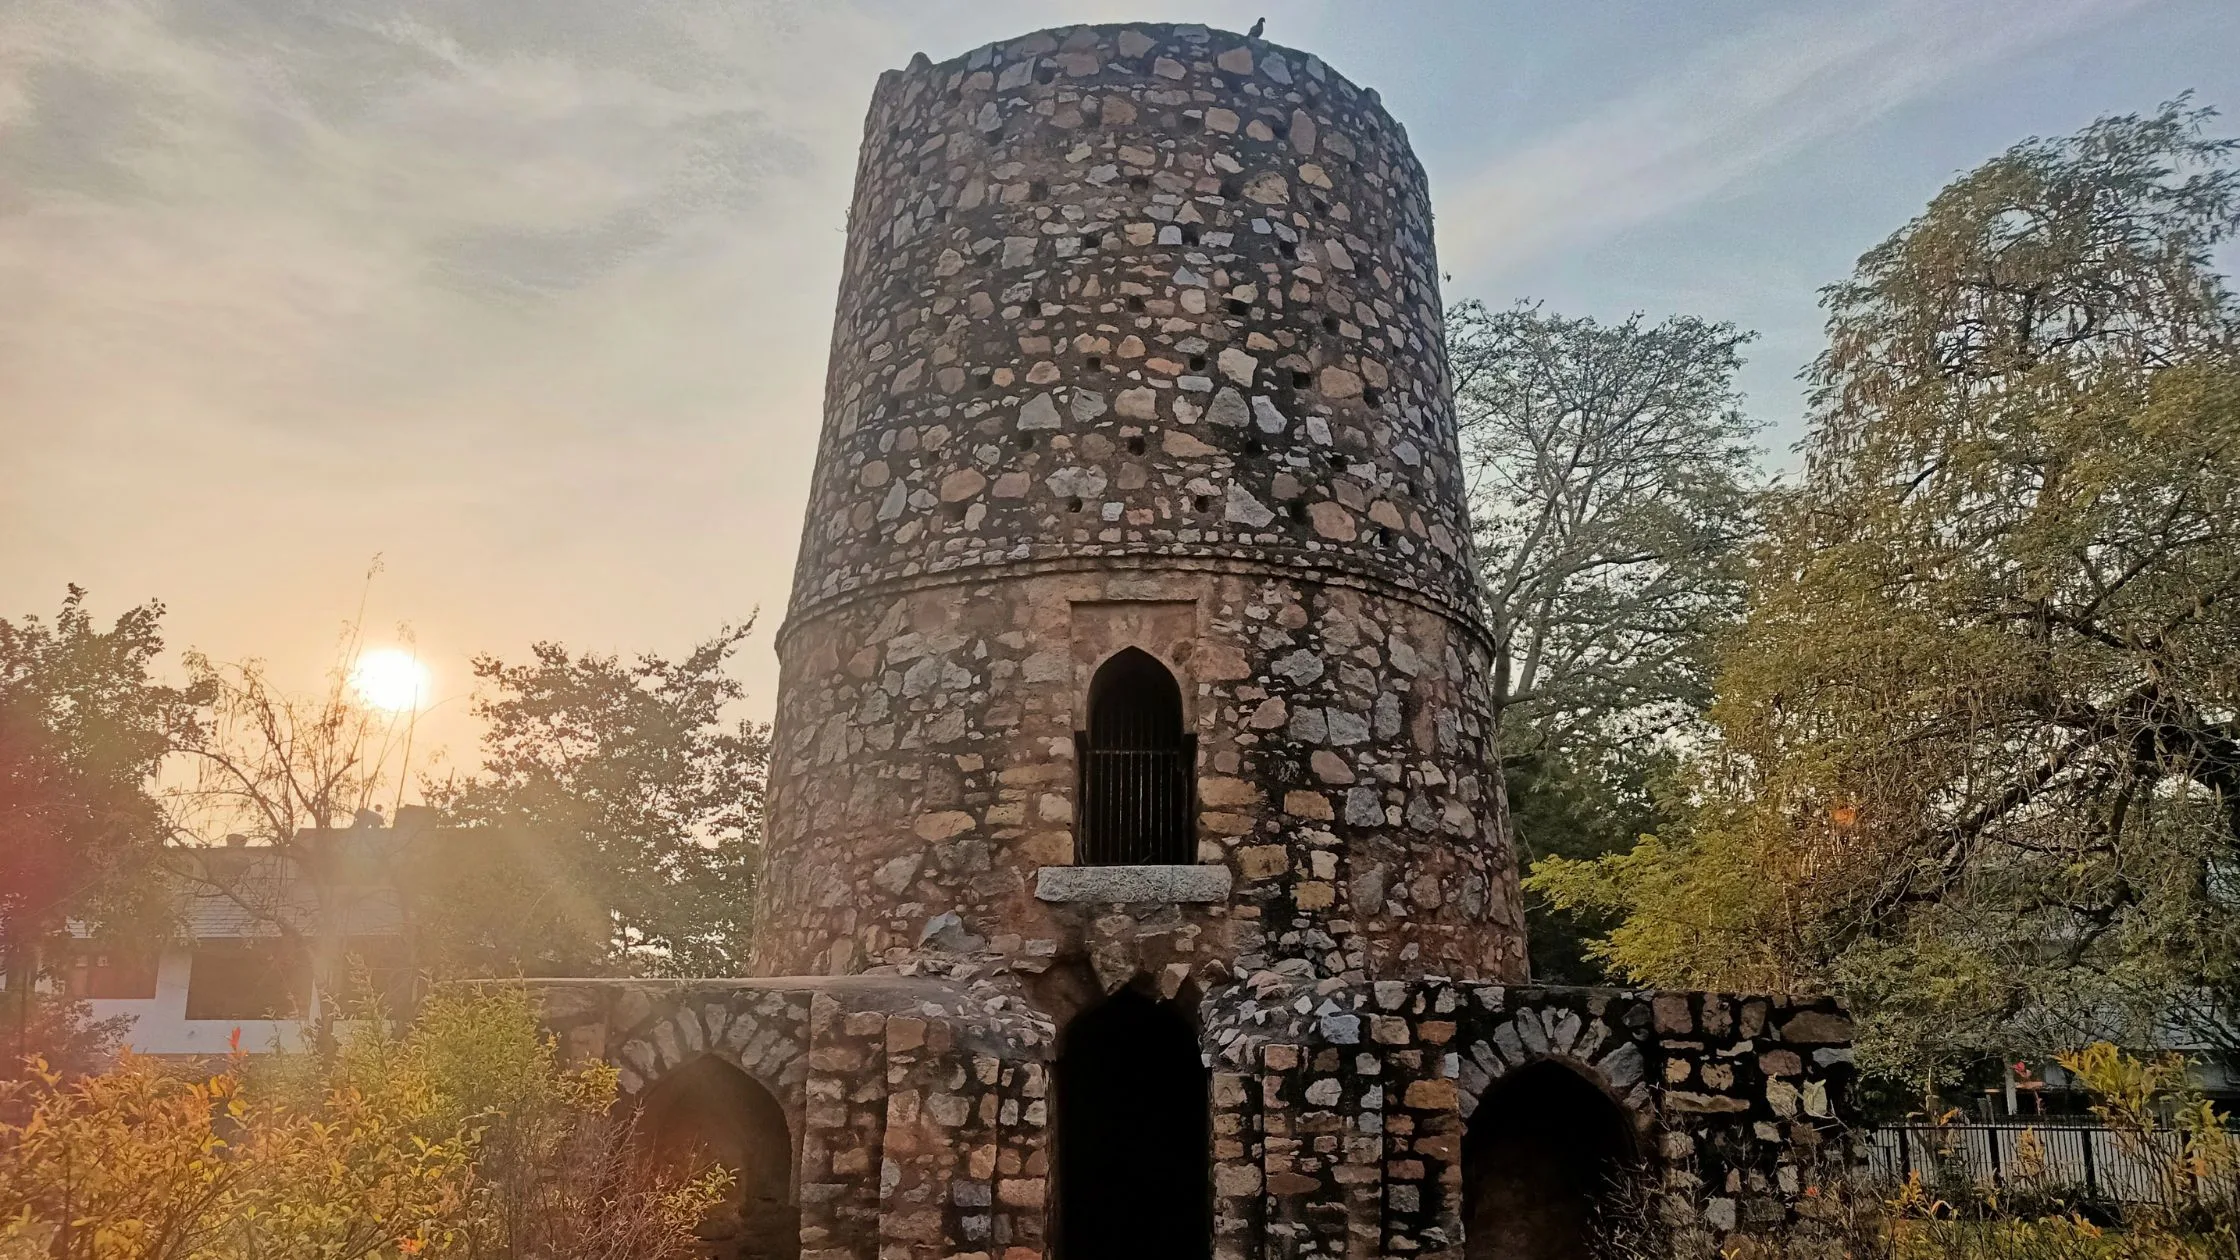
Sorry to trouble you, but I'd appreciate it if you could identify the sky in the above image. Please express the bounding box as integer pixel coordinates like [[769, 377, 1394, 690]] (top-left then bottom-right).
[[3, 0, 2236, 772]]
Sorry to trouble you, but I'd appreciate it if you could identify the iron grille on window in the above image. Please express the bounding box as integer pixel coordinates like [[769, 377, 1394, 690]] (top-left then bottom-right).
[[1076, 648, 1196, 865]]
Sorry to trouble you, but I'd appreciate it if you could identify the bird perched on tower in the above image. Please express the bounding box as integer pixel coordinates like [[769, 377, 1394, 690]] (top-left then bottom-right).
[[1247, 17, 1265, 38]]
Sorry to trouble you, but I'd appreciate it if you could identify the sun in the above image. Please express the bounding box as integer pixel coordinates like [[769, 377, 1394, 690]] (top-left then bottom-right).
[[350, 648, 430, 713]]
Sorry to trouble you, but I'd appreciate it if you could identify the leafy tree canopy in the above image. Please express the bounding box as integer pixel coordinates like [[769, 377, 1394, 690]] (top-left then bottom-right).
[[1449, 300, 1762, 980], [1533, 98, 2240, 1078], [0, 588, 204, 967], [422, 625, 771, 978]]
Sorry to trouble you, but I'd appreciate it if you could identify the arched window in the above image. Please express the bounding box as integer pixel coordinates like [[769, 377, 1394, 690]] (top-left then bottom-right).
[[1076, 648, 1196, 865], [1461, 1060, 1637, 1260], [1055, 989, 1210, 1260], [639, 1055, 799, 1260]]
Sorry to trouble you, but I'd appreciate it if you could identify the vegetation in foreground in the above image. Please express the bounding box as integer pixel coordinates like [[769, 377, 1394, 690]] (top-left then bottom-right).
[[0, 986, 725, 1260], [1585, 1045, 2239, 1259]]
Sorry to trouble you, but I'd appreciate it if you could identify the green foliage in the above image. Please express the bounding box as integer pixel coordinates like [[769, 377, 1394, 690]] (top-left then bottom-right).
[[1503, 750, 1674, 983], [0, 987, 725, 1260], [1448, 300, 1762, 981], [421, 625, 771, 977], [0, 588, 205, 955], [0, 588, 207, 1071], [0, 993, 130, 1083], [1531, 99, 2240, 1078]]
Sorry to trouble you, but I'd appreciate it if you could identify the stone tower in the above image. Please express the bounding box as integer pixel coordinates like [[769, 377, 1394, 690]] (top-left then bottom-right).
[[531, 25, 1855, 1260], [750, 20, 1524, 989]]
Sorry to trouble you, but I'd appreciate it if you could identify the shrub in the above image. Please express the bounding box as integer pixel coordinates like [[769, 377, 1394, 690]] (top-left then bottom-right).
[[0, 988, 726, 1260]]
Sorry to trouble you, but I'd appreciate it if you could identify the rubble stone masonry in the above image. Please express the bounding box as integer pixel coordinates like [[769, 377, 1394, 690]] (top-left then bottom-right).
[[529, 23, 1855, 1260]]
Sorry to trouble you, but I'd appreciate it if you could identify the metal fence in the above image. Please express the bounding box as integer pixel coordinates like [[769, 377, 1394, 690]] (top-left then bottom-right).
[[1862, 1123, 2228, 1206], [1075, 741, 1196, 865]]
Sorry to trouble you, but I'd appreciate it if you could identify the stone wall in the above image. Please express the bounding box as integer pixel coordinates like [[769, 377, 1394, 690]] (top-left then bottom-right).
[[530, 975, 1856, 1260], [752, 21, 1525, 987]]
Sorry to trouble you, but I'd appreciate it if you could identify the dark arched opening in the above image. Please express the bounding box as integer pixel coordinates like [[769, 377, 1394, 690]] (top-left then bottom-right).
[[1055, 988, 1210, 1260], [638, 1055, 798, 1260], [1462, 1060, 1637, 1260], [1076, 648, 1195, 865]]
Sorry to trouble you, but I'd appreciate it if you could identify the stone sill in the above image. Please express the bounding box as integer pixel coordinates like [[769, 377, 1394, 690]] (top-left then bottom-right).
[[1033, 864, 1233, 904]]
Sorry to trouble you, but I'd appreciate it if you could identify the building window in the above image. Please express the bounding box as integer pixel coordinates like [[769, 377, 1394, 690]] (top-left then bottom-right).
[[184, 939, 310, 1021], [1076, 648, 1195, 865], [328, 936, 415, 1018], [63, 949, 160, 1000]]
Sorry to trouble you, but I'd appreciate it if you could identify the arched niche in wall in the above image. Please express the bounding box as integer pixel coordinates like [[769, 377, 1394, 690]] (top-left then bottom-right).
[[637, 1054, 799, 1260], [1461, 1059, 1638, 1260], [1054, 986, 1211, 1260], [1075, 647, 1196, 865]]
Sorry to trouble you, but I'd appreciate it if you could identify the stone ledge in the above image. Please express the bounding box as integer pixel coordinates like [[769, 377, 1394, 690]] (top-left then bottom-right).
[[1033, 864, 1233, 903]]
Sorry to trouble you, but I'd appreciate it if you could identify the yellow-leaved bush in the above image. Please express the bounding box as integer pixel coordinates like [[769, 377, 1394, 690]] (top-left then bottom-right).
[[0, 987, 728, 1260]]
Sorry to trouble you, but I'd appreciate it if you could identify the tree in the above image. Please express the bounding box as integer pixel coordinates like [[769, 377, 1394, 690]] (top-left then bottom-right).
[[0, 589, 205, 1069], [1533, 99, 2240, 1078], [1447, 300, 1762, 980], [421, 625, 771, 978], [162, 615, 429, 1031]]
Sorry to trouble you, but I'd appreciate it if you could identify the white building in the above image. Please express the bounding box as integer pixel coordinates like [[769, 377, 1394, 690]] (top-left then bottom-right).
[[62, 814, 414, 1058]]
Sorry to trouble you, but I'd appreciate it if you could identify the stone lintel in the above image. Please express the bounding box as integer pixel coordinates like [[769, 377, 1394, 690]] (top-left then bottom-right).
[[1034, 864, 1234, 903]]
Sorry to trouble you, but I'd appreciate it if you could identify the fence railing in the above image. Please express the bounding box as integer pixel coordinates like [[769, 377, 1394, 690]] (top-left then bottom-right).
[[1075, 741, 1196, 865], [1861, 1123, 2231, 1206]]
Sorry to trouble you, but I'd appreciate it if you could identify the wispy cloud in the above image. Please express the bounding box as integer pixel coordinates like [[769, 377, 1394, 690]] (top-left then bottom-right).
[[1436, 0, 2147, 278], [0, 0, 906, 749]]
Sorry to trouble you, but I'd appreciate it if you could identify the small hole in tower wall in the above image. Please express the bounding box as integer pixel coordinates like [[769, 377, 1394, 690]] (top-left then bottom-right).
[[1193, 495, 1212, 513], [1292, 370, 1313, 388], [1180, 225, 1199, 245], [1029, 181, 1048, 201], [1226, 298, 1250, 316], [1189, 355, 1208, 372], [1287, 502, 1307, 522], [1322, 315, 1341, 333], [1127, 295, 1146, 312], [1018, 433, 1038, 450], [1067, 497, 1085, 513], [1364, 386, 1384, 407], [1126, 436, 1146, 455], [1086, 355, 1103, 371]]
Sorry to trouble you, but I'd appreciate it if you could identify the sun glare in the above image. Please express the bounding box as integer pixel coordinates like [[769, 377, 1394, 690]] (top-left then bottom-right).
[[350, 648, 430, 713]]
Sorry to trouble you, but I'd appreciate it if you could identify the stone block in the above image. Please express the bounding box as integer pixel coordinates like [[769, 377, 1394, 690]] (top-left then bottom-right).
[[1032, 864, 1233, 903]]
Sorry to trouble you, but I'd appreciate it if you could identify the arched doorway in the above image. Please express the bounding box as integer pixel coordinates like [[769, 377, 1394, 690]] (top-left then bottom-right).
[[1462, 1060, 1637, 1260], [1076, 648, 1195, 865], [1055, 988, 1210, 1260], [638, 1055, 799, 1260]]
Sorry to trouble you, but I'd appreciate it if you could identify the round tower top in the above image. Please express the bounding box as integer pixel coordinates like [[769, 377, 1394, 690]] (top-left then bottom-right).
[[782, 21, 1482, 655]]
